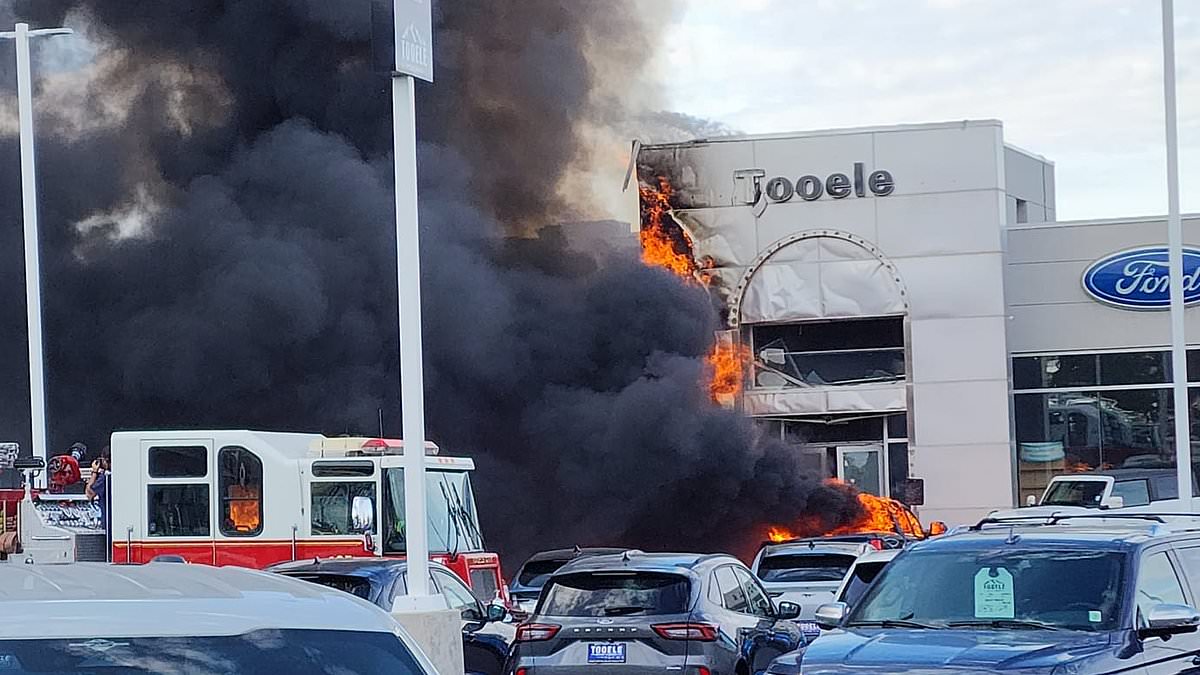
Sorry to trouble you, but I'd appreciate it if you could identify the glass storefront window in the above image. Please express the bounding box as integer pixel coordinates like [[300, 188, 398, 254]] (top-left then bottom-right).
[[1098, 352, 1170, 385], [1014, 389, 1173, 503], [1011, 355, 1098, 389]]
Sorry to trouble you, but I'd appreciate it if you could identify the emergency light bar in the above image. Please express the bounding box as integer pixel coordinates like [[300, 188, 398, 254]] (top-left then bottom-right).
[[308, 436, 440, 458]]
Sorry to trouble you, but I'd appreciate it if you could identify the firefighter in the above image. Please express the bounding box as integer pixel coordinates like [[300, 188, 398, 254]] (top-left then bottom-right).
[[85, 450, 112, 558]]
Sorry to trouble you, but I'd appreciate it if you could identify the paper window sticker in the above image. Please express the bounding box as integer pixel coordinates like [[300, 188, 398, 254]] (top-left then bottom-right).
[[1089, 610, 1102, 623], [974, 567, 1015, 619]]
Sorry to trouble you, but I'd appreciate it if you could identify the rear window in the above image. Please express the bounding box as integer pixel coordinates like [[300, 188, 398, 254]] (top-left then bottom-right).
[[284, 573, 373, 601], [1042, 480, 1106, 507], [758, 554, 856, 582], [539, 572, 690, 617], [839, 561, 889, 607], [0, 629, 423, 674], [517, 560, 568, 588]]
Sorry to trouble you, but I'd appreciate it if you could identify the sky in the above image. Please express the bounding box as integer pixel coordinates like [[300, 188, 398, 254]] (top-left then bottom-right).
[[660, 0, 1199, 221]]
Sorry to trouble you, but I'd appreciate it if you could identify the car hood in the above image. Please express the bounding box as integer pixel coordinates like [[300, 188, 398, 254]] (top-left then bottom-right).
[[800, 628, 1114, 674]]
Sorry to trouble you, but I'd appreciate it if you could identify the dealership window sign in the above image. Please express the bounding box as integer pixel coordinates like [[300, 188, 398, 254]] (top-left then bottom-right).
[[1082, 246, 1200, 309], [734, 163, 895, 205]]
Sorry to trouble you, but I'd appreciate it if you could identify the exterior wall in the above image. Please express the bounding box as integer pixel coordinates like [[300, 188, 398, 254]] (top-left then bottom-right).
[[1003, 146, 1056, 224], [639, 121, 1044, 525], [1006, 217, 1200, 352]]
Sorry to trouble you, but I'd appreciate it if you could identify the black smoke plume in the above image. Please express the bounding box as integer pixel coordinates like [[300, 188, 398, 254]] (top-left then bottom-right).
[[0, 0, 862, 564]]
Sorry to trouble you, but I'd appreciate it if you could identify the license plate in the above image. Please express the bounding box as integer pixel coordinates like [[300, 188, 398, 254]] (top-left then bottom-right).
[[587, 642, 626, 664], [799, 621, 821, 636]]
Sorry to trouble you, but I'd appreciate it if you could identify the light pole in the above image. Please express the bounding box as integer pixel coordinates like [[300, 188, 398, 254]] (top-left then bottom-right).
[[390, 0, 435, 603], [1160, 0, 1192, 505], [0, 23, 72, 472]]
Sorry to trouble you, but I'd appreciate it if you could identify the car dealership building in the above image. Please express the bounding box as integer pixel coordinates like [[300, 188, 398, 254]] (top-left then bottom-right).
[[634, 120, 1200, 525]]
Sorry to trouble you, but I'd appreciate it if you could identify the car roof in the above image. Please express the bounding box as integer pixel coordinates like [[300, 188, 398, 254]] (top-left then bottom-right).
[[1059, 468, 1177, 480], [851, 548, 901, 564], [268, 556, 453, 580], [554, 551, 738, 576], [760, 540, 869, 556], [0, 563, 403, 640], [935, 516, 1200, 550], [523, 547, 627, 564]]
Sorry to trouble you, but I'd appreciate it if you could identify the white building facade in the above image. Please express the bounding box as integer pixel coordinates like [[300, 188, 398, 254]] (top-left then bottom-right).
[[636, 120, 1065, 525]]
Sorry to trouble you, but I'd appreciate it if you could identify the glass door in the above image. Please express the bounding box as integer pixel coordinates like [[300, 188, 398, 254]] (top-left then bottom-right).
[[837, 445, 884, 496]]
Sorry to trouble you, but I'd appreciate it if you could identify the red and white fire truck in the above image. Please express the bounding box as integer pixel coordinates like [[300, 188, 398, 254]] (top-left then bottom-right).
[[0, 430, 507, 603]]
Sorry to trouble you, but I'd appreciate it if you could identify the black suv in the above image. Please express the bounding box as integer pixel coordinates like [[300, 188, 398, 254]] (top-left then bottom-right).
[[795, 513, 1200, 674], [507, 551, 806, 674]]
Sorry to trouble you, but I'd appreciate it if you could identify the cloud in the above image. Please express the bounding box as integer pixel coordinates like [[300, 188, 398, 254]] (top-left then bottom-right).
[[668, 0, 1200, 219]]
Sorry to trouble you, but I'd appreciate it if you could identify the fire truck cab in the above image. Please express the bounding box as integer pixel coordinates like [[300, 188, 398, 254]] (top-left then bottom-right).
[[10, 430, 504, 602]]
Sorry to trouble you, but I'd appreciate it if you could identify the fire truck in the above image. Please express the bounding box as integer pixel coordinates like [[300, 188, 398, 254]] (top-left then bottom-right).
[[1, 430, 507, 603]]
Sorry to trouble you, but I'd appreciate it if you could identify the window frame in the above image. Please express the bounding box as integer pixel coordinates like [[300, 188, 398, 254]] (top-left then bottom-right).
[[217, 446, 264, 538], [714, 564, 750, 614], [146, 483, 212, 538], [309, 479, 377, 537], [734, 566, 776, 618], [147, 445, 209, 479], [1134, 549, 1189, 628]]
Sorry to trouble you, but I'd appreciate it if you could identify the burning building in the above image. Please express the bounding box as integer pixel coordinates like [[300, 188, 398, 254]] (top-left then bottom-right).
[[633, 121, 1052, 525]]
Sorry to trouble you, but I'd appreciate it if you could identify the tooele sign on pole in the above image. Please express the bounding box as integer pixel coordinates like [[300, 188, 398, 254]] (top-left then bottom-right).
[[391, 0, 434, 601]]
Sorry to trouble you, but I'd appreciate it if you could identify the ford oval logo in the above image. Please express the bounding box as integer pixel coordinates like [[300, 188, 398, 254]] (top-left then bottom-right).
[[1082, 246, 1200, 309]]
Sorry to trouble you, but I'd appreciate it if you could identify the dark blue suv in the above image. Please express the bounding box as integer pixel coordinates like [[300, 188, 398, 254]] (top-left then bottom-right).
[[783, 514, 1200, 674]]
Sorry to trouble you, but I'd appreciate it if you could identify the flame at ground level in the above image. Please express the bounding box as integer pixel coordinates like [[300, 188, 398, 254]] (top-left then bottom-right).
[[766, 480, 925, 542]]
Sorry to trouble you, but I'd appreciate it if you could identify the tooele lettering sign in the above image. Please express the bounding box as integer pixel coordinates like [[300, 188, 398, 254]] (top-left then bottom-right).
[[1081, 246, 1200, 309], [733, 163, 895, 205]]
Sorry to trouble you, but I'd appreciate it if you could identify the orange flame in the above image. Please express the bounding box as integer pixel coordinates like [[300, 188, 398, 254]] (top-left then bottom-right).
[[227, 484, 261, 533], [707, 341, 751, 401], [765, 480, 925, 541], [638, 176, 697, 280]]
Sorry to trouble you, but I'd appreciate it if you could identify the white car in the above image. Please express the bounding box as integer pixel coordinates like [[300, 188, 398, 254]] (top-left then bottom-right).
[[0, 563, 438, 674], [833, 547, 900, 610], [751, 539, 875, 619]]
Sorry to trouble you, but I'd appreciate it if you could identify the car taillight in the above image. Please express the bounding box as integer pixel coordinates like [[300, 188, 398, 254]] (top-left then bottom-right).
[[868, 539, 883, 550], [515, 669, 529, 675], [651, 622, 718, 642], [515, 623, 561, 642]]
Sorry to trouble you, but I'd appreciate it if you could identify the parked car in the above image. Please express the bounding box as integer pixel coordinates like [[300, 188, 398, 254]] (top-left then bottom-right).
[[798, 513, 1200, 673], [269, 556, 512, 675], [507, 550, 805, 673], [508, 546, 625, 614], [0, 562, 437, 674], [766, 548, 902, 672], [750, 538, 876, 621], [832, 547, 901, 610]]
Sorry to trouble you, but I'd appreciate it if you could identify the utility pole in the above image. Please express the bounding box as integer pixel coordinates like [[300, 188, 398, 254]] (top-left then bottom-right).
[[1161, 0, 1192, 505], [0, 23, 73, 472]]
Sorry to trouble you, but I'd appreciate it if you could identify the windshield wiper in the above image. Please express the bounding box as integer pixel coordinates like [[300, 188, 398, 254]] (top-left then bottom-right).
[[845, 619, 942, 629], [603, 606, 654, 616], [945, 619, 1062, 631]]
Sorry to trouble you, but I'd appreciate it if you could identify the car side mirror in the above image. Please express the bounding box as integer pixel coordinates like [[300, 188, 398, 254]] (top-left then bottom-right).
[[486, 603, 507, 622], [1141, 603, 1200, 638], [1025, 495, 1038, 507], [775, 601, 802, 621], [814, 602, 848, 629], [1101, 495, 1124, 510]]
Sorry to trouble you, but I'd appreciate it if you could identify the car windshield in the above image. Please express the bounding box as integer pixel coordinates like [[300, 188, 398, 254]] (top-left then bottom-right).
[[517, 560, 567, 589], [847, 547, 1126, 631], [758, 553, 857, 582], [840, 561, 890, 607], [1041, 480, 1107, 507], [0, 629, 424, 674], [539, 572, 691, 617]]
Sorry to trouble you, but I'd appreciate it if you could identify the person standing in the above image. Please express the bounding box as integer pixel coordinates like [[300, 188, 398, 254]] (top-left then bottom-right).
[[85, 453, 111, 561]]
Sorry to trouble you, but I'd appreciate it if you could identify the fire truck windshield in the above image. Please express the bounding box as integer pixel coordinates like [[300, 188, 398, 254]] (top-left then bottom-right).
[[383, 469, 484, 555]]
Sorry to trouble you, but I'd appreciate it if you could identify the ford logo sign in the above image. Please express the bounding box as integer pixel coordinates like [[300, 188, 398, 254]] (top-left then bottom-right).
[[1082, 246, 1200, 309]]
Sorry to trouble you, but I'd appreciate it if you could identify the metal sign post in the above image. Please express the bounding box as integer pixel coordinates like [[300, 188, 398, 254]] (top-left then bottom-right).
[[1161, 0, 1192, 504], [391, 0, 434, 601], [0, 23, 72, 473]]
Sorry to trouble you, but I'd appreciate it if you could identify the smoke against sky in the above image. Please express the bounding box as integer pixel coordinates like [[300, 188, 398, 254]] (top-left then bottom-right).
[[0, 0, 860, 563]]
